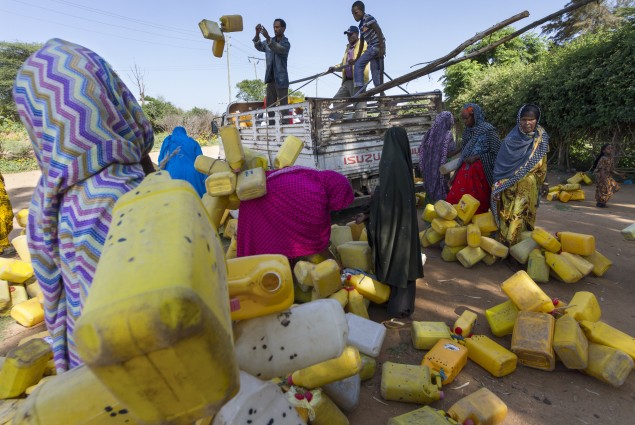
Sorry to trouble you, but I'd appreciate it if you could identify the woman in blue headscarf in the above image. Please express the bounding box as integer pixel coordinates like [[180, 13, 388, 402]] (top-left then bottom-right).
[[446, 103, 500, 214], [158, 127, 207, 197], [491, 104, 549, 246]]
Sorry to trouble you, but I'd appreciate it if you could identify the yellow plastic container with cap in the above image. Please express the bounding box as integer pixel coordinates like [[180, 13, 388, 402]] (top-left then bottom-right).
[[331, 224, 354, 248], [472, 211, 497, 233], [501, 271, 555, 313], [274, 135, 304, 169], [219, 15, 243, 32], [422, 204, 438, 222], [559, 252, 593, 276], [485, 299, 519, 337], [553, 314, 588, 369], [381, 362, 443, 404], [479, 236, 508, 258], [567, 172, 585, 184], [447, 388, 508, 425], [546, 191, 559, 201], [328, 288, 348, 309], [558, 191, 572, 202], [584, 343, 634, 387], [205, 171, 236, 197], [0, 259, 34, 284], [565, 291, 601, 322], [562, 183, 581, 191], [310, 259, 342, 298], [444, 226, 467, 247], [11, 235, 31, 263], [411, 321, 452, 350], [568, 189, 585, 201], [424, 228, 443, 246], [198, 19, 223, 41], [194, 155, 231, 175], [531, 228, 561, 253], [453, 310, 478, 337], [359, 354, 376, 381], [431, 218, 459, 236], [288, 346, 361, 389], [10, 284, 28, 305], [548, 184, 562, 193], [527, 249, 549, 283], [10, 297, 44, 327], [348, 273, 390, 304], [464, 335, 518, 377], [201, 194, 227, 230], [509, 237, 539, 264], [219, 125, 244, 170], [557, 231, 595, 256], [433, 200, 457, 220], [441, 245, 465, 262], [466, 223, 481, 248], [0, 339, 51, 399], [212, 36, 225, 58], [422, 338, 468, 385], [511, 311, 556, 371], [16, 209, 29, 228], [337, 242, 372, 272], [545, 252, 583, 283], [388, 405, 459, 425], [236, 167, 267, 201], [456, 194, 480, 224], [243, 148, 269, 171], [73, 172, 240, 425], [226, 254, 294, 321], [346, 288, 369, 319], [12, 365, 138, 425], [582, 250, 612, 277], [456, 246, 485, 268], [580, 320, 635, 360]]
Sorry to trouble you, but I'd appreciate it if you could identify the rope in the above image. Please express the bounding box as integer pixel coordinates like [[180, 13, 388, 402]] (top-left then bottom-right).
[[157, 146, 180, 170]]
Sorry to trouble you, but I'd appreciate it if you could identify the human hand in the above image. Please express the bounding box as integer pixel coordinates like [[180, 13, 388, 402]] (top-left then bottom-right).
[[465, 155, 478, 164], [328, 66, 335, 73], [255, 24, 262, 34], [354, 213, 368, 224], [493, 192, 501, 201], [260, 27, 270, 40]]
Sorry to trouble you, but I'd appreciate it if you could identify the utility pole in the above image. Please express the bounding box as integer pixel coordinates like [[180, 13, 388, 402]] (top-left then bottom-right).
[[248, 57, 261, 79], [226, 34, 231, 103]]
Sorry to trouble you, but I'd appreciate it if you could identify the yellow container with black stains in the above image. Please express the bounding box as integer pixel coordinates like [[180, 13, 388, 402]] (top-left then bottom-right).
[[11, 297, 44, 327], [422, 204, 438, 222], [411, 321, 452, 350], [422, 339, 468, 385], [74, 171, 239, 425], [485, 300, 519, 337], [584, 343, 634, 387], [553, 315, 588, 369], [274, 136, 304, 169], [348, 273, 390, 304], [452, 310, 478, 337], [447, 388, 508, 425], [580, 320, 635, 360], [565, 291, 601, 322], [501, 271, 555, 313], [12, 365, 138, 425], [0, 339, 51, 399], [289, 346, 361, 389], [560, 252, 593, 276], [582, 250, 612, 277], [444, 226, 467, 247], [381, 362, 443, 404], [472, 211, 497, 233], [456, 194, 480, 224], [226, 254, 294, 321], [464, 335, 518, 377], [456, 246, 485, 268], [433, 200, 457, 220], [511, 311, 556, 371], [557, 231, 595, 256], [388, 406, 459, 425], [431, 218, 459, 236]]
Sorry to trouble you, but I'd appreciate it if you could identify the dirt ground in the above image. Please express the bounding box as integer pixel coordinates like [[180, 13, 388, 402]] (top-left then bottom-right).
[[1, 168, 634, 425]]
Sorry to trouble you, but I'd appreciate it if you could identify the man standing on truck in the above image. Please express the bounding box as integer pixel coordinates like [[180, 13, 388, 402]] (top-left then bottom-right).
[[351, 1, 386, 96], [253, 19, 291, 111]]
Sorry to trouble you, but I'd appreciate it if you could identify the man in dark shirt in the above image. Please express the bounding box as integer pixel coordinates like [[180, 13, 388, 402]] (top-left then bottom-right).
[[253, 19, 291, 110]]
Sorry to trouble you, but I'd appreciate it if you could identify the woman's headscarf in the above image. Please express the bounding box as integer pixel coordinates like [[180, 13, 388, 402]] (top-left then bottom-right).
[[13, 38, 153, 371], [459, 103, 501, 185], [491, 104, 549, 225], [418, 111, 455, 202], [368, 127, 422, 287]]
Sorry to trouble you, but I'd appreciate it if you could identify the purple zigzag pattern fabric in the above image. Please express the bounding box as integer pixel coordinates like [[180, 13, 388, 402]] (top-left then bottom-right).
[[12, 38, 153, 372]]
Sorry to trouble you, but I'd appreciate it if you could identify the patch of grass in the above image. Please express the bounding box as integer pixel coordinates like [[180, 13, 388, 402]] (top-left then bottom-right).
[[386, 342, 410, 358], [553, 203, 573, 211], [0, 157, 39, 173]]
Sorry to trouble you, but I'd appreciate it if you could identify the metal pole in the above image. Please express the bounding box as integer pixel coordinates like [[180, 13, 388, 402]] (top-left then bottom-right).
[[226, 35, 232, 103]]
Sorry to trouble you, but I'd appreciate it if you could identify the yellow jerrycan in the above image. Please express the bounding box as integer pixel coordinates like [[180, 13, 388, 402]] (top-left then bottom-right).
[[16, 208, 29, 228], [243, 148, 269, 171], [10, 297, 44, 328], [12, 365, 139, 425], [456, 194, 480, 224], [310, 259, 343, 298], [557, 231, 595, 256], [288, 346, 362, 389], [567, 172, 585, 184], [235, 167, 267, 201], [545, 252, 583, 283], [553, 315, 589, 369], [445, 226, 467, 247], [388, 406, 459, 425], [381, 362, 443, 404], [226, 254, 294, 321], [479, 236, 508, 258], [579, 320, 635, 360], [422, 203, 438, 222], [456, 246, 485, 268], [584, 343, 634, 387], [452, 310, 478, 337], [485, 299, 519, 337], [559, 252, 593, 276], [433, 200, 457, 220], [424, 228, 444, 246], [411, 322, 451, 350], [441, 245, 465, 262], [509, 237, 539, 264], [212, 36, 225, 58], [274, 135, 304, 169], [307, 389, 349, 425], [464, 335, 518, 377], [201, 193, 227, 230], [565, 291, 601, 322], [447, 387, 508, 425], [348, 273, 390, 304], [346, 287, 369, 319], [422, 338, 468, 385], [330, 224, 354, 248], [466, 223, 481, 247], [219, 125, 245, 171], [501, 270, 555, 313], [205, 171, 236, 197], [0, 339, 51, 399], [431, 218, 459, 236], [0, 259, 34, 284], [194, 155, 231, 175], [337, 241, 372, 272], [581, 250, 612, 277], [511, 311, 556, 371], [11, 235, 31, 263], [472, 211, 497, 233], [219, 15, 243, 32], [527, 249, 549, 283], [531, 227, 561, 253], [346, 220, 365, 241], [621, 223, 635, 241], [198, 19, 223, 41], [0, 279, 10, 309], [73, 171, 239, 425], [359, 354, 376, 381]]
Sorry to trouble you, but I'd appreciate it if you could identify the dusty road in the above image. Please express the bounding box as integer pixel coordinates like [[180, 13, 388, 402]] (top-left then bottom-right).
[[2, 165, 634, 425]]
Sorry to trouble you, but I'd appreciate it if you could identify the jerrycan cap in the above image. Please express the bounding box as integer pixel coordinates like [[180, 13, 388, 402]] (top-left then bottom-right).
[[439, 390, 445, 400], [463, 420, 475, 425]]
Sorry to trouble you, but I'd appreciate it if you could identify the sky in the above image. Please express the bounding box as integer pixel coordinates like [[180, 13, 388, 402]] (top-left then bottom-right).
[[0, 0, 571, 114]]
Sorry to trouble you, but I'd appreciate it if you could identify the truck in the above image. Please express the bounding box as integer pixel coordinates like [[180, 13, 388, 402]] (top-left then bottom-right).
[[217, 92, 442, 202]]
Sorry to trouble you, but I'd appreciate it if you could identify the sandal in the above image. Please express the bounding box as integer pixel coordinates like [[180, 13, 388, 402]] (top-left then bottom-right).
[[0, 246, 16, 258]]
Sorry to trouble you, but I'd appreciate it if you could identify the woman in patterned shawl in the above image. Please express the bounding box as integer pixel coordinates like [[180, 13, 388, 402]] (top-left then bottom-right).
[[13, 39, 155, 372], [446, 103, 501, 214], [418, 111, 456, 204], [491, 104, 549, 246], [592, 144, 624, 208]]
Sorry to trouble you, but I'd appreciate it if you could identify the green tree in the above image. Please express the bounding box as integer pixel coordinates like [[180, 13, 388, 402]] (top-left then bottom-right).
[[141, 96, 181, 132], [542, 0, 633, 44], [0, 41, 42, 121], [235, 79, 266, 101]]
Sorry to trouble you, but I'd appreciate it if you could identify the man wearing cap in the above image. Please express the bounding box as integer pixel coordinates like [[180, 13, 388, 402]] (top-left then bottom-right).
[[329, 26, 369, 99]]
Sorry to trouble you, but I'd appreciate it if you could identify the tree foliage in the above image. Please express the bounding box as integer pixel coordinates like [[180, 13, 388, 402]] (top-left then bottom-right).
[[141, 96, 182, 132], [542, 0, 634, 44], [0, 41, 42, 121], [235, 79, 266, 101]]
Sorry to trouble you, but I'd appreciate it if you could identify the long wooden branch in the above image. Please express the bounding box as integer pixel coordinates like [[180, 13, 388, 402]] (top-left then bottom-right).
[[360, 11, 529, 97]]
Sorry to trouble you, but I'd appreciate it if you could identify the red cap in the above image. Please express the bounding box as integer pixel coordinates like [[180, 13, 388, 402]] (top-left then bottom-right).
[[464, 420, 475, 425], [454, 327, 463, 335], [552, 298, 560, 306], [287, 375, 294, 386], [304, 391, 313, 402], [294, 392, 304, 400]]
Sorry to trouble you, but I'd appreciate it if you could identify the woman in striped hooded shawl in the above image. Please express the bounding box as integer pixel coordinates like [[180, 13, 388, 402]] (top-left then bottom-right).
[[13, 39, 155, 372], [446, 103, 501, 214], [491, 104, 549, 246]]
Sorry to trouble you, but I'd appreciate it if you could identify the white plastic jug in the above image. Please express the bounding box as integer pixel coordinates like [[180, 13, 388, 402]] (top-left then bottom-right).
[[345, 312, 386, 357]]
